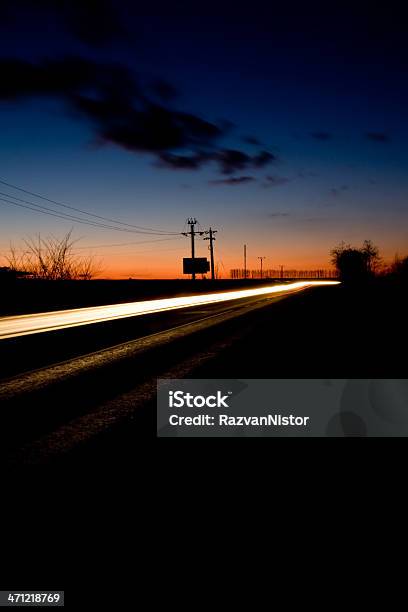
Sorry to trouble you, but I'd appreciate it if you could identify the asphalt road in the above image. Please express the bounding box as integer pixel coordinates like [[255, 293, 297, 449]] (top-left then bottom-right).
[[2, 279, 402, 463], [0, 280, 336, 339], [0, 285, 317, 463], [0, 281, 336, 379]]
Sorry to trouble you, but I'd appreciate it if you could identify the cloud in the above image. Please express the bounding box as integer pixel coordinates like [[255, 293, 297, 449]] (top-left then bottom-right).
[[267, 212, 290, 217], [149, 79, 179, 102], [310, 131, 333, 140], [76, 98, 224, 153], [158, 149, 276, 173], [0, 57, 96, 99], [243, 135, 262, 146], [0, 56, 274, 174], [215, 149, 251, 174], [209, 176, 256, 186], [253, 151, 277, 167], [262, 175, 291, 188], [365, 131, 390, 142], [158, 152, 210, 170], [213, 149, 276, 174], [330, 185, 349, 197]]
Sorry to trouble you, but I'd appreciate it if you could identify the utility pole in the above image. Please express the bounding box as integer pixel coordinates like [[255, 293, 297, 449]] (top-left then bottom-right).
[[258, 256, 266, 279], [204, 227, 217, 280], [280, 265, 284, 280], [244, 244, 247, 279], [182, 217, 205, 280], [190, 220, 196, 280]]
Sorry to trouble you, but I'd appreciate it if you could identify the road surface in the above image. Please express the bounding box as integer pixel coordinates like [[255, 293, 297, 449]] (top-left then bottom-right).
[[0, 281, 338, 339], [0, 281, 339, 463]]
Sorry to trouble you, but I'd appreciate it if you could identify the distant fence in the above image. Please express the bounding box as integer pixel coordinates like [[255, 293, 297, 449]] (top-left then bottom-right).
[[230, 269, 338, 279]]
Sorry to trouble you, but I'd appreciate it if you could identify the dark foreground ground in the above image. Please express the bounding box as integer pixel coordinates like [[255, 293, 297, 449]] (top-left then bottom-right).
[[0, 277, 285, 316], [0, 279, 407, 462]]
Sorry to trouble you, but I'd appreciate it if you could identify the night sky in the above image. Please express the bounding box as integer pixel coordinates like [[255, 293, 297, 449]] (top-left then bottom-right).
[[0, 2, 407, 278]]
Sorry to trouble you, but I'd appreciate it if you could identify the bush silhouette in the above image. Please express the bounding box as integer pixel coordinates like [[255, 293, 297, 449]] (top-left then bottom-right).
[[331, 240, 380, 284], [390, 255, 408, 280]]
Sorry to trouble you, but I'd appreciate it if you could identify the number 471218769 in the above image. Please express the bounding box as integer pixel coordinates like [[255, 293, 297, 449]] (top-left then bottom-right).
[[7, 593, 61, 605]]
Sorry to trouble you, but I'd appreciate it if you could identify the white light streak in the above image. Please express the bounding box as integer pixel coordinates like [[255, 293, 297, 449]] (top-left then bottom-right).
[[0, 281, 339, 339]]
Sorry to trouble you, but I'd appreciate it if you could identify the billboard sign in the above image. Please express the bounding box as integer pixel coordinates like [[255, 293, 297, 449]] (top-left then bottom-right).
[[183, 258, 210, 274]]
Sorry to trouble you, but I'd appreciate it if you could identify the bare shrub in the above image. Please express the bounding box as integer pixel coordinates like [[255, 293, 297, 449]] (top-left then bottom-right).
[[5, 230, 103, 280]]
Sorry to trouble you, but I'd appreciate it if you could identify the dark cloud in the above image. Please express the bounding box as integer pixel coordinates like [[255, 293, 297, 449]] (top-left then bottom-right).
[[267, 212, 290, 217], [213, 149, 275, 174], [263, 175, 291, 188], [253, 151, 277, 167], [91, 105, 222, 153], [0, 56, 274, 173], [310, 131, 333, 140], [216, 149, 251, 174], [365, 132, 390, 142], [0, 57, 96, 99], [158, 152, 211, 170], [158, 148, 276, 174], [0, 4, 273, 174], [243, 135, 262, 146], [150, 79, 179, 102], [209, 176, 256, 186]]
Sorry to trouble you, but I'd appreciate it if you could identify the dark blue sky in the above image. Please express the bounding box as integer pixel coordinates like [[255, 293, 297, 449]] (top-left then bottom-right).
[[0, 2, 407, 277]]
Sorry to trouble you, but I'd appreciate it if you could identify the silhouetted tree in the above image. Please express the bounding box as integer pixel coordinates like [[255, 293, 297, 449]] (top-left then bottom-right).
[[362, 240, 381, 274], [331, 240, 380, 284], [389, 254, 408, 280]]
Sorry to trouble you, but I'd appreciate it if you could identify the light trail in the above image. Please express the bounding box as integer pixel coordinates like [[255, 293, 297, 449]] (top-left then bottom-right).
[[0, 281, 339, 340]]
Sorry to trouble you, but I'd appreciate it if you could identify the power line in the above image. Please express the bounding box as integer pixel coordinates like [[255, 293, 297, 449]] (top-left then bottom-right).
[[0, 193, 184, 245], [79, 246, 187, 257], [0, 178, 180, 235], [0, 178, 179, 234], [0, 195, 180, 235], [0, 196, 160, 234], [0, 193, 127, 232], [0, 190, 180, 235], [73, 237, 184, 250], [0, 196, 122, 230], [0, 236, 184, 253]]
